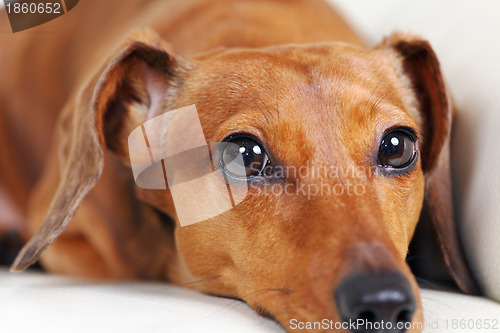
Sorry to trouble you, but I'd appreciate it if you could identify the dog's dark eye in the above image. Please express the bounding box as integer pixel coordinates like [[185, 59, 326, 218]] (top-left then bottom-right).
[[220, 136, 269, 178], [378, 130, 416, 168]]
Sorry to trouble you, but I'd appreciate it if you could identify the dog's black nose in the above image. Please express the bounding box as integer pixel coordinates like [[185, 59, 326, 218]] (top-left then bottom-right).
[[335, 273, 416, 333]]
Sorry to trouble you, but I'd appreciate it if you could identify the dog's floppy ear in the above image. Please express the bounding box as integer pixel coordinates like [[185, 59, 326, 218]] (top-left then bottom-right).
[[382, 33, 478, 294], [11, 29, 189, 272]]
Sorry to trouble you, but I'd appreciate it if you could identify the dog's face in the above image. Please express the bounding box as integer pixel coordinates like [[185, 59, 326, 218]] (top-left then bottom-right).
[[13, 30, 477, 332], [161, 43, 425, 328]]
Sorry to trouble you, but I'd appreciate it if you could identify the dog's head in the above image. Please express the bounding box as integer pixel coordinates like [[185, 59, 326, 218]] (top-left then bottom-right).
[[12, 30, 477, 332]]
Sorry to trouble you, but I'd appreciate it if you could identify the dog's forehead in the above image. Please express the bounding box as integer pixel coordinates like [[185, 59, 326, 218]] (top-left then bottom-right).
[[190, 43, 413, 119], [194, 43, 398, 88]]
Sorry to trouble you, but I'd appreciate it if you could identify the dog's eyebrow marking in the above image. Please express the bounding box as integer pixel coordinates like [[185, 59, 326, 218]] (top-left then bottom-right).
[[274, 304, 307, 318], [358, 80, 389, 116], [276, 94, 280, 122], [251, 98, 272, 125], [370, 91, 392, 115], [258, 94, 275, 119]]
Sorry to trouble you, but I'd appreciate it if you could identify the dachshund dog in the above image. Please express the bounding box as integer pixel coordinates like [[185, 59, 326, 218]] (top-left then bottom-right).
[[0, 0, 477, 332]]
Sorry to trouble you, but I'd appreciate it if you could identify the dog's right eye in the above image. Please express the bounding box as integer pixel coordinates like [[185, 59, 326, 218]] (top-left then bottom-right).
[[220, 135, 269, 179], [378, 129, 417, 169]]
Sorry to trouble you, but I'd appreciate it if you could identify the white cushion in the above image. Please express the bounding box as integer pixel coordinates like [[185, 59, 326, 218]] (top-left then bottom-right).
[[1, 269, 499, 333], [329, 0, 500, 302], [422, 289, 500, 333]]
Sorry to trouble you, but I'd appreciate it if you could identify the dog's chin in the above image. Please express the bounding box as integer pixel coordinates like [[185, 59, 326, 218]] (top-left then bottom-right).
[[245, 291, 423, 333], [180, 267, 423, 333], [174, 228, 423, 332], [253, 299, 424, 333]]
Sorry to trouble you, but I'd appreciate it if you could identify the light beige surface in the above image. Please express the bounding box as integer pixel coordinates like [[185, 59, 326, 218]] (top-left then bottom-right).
[[1, 269, 499, 333]]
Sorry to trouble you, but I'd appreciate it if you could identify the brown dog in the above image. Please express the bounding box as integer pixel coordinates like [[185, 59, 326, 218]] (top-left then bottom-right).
[[0, 0, 477, 332]]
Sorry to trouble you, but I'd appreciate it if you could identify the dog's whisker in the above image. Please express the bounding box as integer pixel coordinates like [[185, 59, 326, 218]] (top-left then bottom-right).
[[273, 304, 305, 317], [206, 298, 247, 316], [419, 294, 453, 309], [241, 287, 294, 299], [414, 276, 455, 291], [180, 275, 222, 287], [263, 288, 294, 296], [147, 275, 224, 293]]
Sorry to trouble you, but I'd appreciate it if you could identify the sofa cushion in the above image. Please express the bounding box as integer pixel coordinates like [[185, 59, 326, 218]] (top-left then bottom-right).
[[1, 269, 499, 333]]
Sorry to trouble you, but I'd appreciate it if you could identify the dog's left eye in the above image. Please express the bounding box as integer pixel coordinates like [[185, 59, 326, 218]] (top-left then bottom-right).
[[220, 135, 269, 178]]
